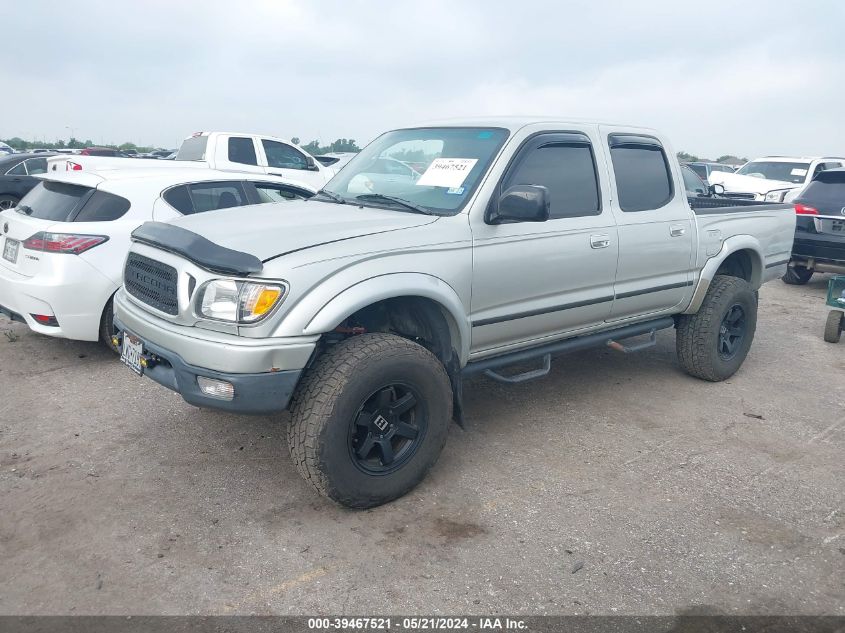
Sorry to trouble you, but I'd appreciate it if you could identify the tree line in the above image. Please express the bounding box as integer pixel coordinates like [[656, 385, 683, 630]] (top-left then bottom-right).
[[677, 151, 748, 165]]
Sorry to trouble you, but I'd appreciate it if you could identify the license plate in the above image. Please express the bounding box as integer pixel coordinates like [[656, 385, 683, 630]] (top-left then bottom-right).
[[120, 333, 144, 375], [817, 218, 845, 234], [2, 238, 19, 263]]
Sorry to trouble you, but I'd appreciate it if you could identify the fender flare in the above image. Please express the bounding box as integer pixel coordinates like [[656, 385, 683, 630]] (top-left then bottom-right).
[[279, 273, 471, 364], [683, 235, 764, 314]]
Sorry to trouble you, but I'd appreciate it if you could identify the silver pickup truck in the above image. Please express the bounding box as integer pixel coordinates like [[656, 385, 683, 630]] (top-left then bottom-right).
[[113, 118, 795, 508]]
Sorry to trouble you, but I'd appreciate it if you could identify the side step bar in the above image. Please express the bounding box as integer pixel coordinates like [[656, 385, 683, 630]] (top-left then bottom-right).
[[462, 317, 675, 382]]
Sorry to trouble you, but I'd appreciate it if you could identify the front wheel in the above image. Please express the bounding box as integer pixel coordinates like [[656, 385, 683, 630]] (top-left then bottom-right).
[[676, 275, 758, 381], [287, 333, 453, 508], [782, 264, 814, 285]]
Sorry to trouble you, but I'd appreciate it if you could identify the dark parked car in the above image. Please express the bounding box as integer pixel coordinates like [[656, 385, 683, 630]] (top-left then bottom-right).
[[0, 152, 56, 210], [783, 168, 845, 284]]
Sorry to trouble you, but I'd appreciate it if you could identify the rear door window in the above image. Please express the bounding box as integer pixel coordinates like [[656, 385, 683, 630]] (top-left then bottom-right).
[[186, 181, 248, 214], [16, 181, 92, 221], [74, 190, 131, 221], [609, 136, 674, 212], [689, 164, 708, 179], [228, 137, 258, 166], [162, 185, 194, 214]]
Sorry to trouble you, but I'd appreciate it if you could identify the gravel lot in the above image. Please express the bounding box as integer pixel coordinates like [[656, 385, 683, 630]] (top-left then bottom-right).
[[0, 277, 842, 616]]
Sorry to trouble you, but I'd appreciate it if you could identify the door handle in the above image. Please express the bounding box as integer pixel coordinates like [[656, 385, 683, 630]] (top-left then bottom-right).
[[670, 225, 686, 237], [590, 234, 611, 249]]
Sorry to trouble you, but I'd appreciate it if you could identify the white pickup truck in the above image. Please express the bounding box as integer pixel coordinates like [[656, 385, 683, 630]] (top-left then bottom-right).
[[47, 132, 335, 189], [112, 117, 796, 508]]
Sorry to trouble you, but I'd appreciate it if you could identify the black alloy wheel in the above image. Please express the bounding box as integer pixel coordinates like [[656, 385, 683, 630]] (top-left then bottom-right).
[[718, 303, 747, 360], [349, 383, 426, 475]]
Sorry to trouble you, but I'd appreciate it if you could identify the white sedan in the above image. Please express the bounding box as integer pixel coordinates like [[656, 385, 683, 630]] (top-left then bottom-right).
[[0, 168, 314, 349]]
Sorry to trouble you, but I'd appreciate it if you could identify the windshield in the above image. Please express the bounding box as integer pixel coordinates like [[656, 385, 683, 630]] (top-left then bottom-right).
[[176, 136, 208, 161], [16, 181, 92, 221], [736, 161, 810, 184], [322, 127, 509, 214]]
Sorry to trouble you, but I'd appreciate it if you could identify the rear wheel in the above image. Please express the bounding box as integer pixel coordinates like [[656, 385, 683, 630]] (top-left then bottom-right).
[[782, 264, 814, 285], [287, 333, 452, 508], [824, 310, 843, 343], [99, 296, 119, 353], [676, 275, 758, 381], [0, 195, 19, 211]]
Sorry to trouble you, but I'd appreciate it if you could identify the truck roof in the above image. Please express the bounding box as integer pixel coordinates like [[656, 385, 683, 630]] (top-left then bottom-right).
[[412, 116, 659, 134]]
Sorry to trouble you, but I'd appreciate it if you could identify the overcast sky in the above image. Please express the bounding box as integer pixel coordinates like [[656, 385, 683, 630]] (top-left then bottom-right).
[[2, 1, 844, 158]]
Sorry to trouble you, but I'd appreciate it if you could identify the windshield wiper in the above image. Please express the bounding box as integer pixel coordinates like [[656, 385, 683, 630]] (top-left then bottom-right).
[[355, 193, 434, 215], [16, 204, 33, 215], [312, 189, 347, 204]]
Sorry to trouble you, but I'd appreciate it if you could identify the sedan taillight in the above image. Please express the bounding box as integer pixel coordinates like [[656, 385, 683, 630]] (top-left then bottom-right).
[[22, 232, 108, 254]]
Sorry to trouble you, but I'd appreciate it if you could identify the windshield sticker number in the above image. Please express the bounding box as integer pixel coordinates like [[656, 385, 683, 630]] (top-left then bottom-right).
[[791, 168, 808, 177], [416, 158, 478, 188]]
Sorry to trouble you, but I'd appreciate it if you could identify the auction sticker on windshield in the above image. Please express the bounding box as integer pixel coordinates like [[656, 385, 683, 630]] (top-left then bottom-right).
[[416, 158, 478, 188]]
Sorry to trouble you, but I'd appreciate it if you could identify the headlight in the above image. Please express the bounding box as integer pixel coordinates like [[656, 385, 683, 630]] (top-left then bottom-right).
[[764, 189, 789, 202], [196, 279, 286, 323]]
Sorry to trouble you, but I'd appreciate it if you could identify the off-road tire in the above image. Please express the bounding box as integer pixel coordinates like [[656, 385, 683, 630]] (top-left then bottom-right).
[[676, 275, 758, 381], [287, 333, 452, 508], [99, 296, 119, 353], [0, 195, 19, 211], [824, 310, 843, 344], [782, 264, 813, 285]]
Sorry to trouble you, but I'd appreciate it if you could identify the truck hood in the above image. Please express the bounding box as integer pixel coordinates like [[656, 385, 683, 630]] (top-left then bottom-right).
[[708, 171, 797, 195], [165, 200, 438, 261]]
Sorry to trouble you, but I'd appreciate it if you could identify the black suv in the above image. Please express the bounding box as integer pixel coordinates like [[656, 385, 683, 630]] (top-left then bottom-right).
[[783, 168, 845, 284]]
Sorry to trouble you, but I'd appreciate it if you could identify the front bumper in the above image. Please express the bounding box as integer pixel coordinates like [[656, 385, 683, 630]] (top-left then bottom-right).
[[114, 315, 303, 414]]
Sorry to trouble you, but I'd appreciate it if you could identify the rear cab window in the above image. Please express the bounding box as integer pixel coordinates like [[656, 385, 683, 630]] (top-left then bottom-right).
[[228, 137, 258, 166], [175, 136, 208, 161], [608, 135, 674, 212]]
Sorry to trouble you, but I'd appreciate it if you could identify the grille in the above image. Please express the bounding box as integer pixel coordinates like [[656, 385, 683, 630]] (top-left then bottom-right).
[[124, 253, 179, 315], [722, 191, 757, 200]]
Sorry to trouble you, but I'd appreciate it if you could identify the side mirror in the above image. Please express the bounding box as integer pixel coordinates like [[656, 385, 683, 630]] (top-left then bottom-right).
[[709, 183, 725, 196], [487, 185, 550, 224], [305, 156, 319, 171]]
